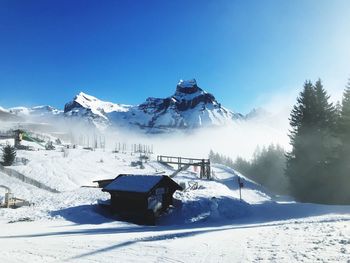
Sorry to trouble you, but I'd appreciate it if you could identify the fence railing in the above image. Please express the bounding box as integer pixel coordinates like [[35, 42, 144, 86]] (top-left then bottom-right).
[[0, 164, 60, 193]]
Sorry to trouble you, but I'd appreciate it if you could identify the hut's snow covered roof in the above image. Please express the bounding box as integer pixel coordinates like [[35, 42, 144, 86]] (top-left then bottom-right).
[[103, 175, 164, 193]]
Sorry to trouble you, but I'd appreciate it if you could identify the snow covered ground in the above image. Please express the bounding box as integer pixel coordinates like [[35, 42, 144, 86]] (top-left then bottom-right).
[[0, 147, 349, 262]]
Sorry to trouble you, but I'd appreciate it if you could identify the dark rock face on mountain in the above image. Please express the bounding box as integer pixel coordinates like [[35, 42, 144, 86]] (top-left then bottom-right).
[[64, 100, 83, 113], [130, 79, 241, 131], [173, 81, 217, 111]]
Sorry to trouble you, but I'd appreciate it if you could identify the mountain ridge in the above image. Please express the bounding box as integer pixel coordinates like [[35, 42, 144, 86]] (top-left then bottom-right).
[[1, 79, 263, 132]]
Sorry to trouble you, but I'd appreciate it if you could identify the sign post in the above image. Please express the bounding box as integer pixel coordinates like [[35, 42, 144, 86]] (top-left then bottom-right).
[[237, 177, 243, 201]]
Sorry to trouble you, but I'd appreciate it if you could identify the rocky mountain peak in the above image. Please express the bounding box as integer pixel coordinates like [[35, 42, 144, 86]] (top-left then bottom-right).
[[2, 79, 246, 133]]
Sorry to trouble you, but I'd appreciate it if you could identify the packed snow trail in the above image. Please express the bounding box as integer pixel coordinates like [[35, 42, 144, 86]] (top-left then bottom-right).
[[1, 214, 349, 263]]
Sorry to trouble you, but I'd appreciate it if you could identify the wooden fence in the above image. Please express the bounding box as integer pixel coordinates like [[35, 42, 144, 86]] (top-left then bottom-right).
[[0, 164, 60, 193]]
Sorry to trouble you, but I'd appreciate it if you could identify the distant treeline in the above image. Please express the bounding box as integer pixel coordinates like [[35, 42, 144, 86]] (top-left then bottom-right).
[[209, 144, 288, 195], [210, 79, 350, 205]]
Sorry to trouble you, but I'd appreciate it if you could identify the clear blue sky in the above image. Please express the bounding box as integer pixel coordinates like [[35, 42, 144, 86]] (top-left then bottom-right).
[[1, 0, 350, 113]]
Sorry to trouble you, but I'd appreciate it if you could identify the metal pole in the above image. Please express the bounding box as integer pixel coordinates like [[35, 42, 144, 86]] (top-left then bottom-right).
[[238, 177, 242, 201]]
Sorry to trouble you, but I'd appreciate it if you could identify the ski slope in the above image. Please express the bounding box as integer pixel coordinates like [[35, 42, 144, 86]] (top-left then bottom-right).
[[0, 148, 349, 262]]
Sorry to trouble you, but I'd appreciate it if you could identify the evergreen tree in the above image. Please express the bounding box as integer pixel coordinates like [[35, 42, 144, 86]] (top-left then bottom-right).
[[209, 145, 288, 194], [253, 144, 288, 194], [2, 144, 16, 166], [333, 80, 350, 203], [233, 156, 251, 176], [286, 80, 336, 203], [208, 149, 215, 161], [286, 81, 315, 200], [312, 80, 338, 200], [338, 81, 350, 149], [234, 144, 288, 195]]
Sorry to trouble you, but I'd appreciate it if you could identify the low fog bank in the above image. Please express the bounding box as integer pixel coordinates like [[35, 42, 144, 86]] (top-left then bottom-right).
[[0, 104, 292, 161], [0, 85, 309, 161], [104, 108, 291, 161]]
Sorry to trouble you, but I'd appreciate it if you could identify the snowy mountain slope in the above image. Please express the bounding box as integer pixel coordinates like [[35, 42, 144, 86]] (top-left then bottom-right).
[[211, 164, 273, 203], [0, 107, 22, 121], [9, 105, 63, 117], [7, 105, 63, 126], [63, 92, 132, 129], [1, 148, 350, 262], [64, 92, 130, 116], [10, 148, 158, 192]]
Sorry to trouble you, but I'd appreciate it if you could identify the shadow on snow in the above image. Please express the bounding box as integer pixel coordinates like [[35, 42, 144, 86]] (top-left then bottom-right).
[[1, 198, 349, 260]]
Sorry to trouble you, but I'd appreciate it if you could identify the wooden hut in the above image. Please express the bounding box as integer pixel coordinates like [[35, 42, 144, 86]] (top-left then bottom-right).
[[102, 174, 182, 224]]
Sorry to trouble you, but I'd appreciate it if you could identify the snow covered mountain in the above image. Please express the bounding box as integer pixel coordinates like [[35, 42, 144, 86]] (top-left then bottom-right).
[[9, 105, 63, 118], [63, 79, 243, 132], [2, 79, 246, 132], [63, 92, 131, 129], [0, 106, 22, 121], [123, 79, 242, 130], [244, 107, 269, 119]]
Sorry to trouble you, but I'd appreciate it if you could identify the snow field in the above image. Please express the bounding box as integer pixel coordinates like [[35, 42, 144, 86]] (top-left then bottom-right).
[[0, 147, 349, 262]]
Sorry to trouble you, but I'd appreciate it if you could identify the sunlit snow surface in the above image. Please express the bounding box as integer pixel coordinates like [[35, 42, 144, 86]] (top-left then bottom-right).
[[0, 148, 349, 262]]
